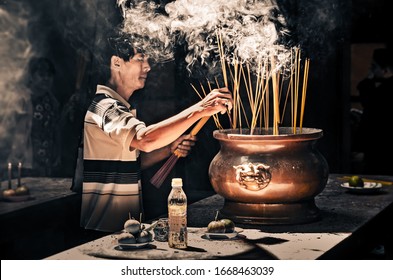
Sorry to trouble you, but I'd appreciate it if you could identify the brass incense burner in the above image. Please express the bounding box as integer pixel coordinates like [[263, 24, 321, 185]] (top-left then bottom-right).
[[209, 127, 329, 225]]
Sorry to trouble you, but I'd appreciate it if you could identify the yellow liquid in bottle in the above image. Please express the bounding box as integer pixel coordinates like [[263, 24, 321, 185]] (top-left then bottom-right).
[[168, 203, 187, 249]]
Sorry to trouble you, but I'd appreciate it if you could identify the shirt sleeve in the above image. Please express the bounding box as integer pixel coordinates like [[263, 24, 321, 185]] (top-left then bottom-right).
[[101, 100, 146, 150]]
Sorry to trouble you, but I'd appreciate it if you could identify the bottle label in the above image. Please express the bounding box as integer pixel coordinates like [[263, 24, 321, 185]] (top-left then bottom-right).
[[168, 212, 187, 248], [168, 226, 187, 248], [169, 215, 185, 231]]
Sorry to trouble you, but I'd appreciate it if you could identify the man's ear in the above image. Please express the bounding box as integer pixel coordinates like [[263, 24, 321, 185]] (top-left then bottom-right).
[[111, 56, 121, 69]]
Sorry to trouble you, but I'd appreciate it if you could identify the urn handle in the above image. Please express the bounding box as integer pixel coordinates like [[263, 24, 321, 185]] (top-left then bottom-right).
[[233, 162, 272, 191]]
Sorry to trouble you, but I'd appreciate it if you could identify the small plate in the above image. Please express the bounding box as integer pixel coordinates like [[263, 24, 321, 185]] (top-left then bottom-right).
[[2, 195, 33, 202], [116, 242, 152, 250], [341, 182, 383, 194], [204, 227, 243, 239]]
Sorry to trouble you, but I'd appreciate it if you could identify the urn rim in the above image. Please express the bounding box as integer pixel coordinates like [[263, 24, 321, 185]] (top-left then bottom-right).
[[213, 127, 323, 141]]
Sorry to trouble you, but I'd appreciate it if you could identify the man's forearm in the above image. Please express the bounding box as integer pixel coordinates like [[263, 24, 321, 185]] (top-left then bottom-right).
[[140, 145, 172, 170]]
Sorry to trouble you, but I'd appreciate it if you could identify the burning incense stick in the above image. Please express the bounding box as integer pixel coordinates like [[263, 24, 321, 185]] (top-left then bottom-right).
[[270, 55, 280, 135], [293, 48, 301, 133], [299, 58, 310, 133], [216, 30, 228, 88], [150, 116, 210, 189]]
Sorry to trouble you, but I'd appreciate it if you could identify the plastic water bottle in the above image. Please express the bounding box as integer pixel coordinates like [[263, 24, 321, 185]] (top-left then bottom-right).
[[168, 178, 187, 249]]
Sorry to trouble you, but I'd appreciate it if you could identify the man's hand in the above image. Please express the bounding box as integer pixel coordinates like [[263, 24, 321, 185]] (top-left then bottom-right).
[[198, 87, 233, 115], [170, 134, 197, 157]]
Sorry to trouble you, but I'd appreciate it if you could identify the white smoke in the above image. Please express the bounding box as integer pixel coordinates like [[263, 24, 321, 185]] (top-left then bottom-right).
[[0, 4, 32, 96], [117, 0, 292, 76], [0, 2, 33, 168], [117, 0, 176, 63]]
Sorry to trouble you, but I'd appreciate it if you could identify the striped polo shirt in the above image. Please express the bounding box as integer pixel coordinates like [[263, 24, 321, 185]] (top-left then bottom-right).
[[80, 85, 146, 232]]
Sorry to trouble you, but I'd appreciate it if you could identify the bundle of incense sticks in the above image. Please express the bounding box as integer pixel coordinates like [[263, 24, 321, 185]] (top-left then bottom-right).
[[214, 30, 310, 135], [150, 116, 210, 189]]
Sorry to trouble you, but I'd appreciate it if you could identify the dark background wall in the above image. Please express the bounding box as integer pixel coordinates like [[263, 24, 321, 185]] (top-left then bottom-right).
[[1, 0, 392, 220]]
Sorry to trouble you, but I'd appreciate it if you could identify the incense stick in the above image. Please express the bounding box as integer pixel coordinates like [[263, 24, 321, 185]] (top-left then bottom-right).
[[216, 30, 228, 88], [299, 58, 310, 133]]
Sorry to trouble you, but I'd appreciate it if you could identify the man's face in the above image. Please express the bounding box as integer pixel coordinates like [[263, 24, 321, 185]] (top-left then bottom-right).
[[121, 52, 151, 92]]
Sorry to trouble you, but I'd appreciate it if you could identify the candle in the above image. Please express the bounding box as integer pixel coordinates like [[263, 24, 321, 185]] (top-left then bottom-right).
[[18, 162, 22, 187], [8, 162, 12, 190]]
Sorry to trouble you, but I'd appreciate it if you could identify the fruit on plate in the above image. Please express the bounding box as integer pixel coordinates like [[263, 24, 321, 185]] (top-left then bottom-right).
[[121, 213, 155, 244], [348, 175, 364, 187], [15, 185, 30, 196], [207, 211, 235, 233], [220, 218, 235, 233], [118, 232, 136, 244], [207, 219, 226, 233], [124, 216, 141, 235], [136, 230, 153, 243]]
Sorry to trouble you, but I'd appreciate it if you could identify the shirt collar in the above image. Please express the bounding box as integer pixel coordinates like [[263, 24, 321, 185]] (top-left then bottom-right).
[[96, 85, 131, 108]]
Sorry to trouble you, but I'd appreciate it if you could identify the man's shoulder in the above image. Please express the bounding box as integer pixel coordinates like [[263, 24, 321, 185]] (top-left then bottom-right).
[[93, 92, 112, 102], [88, 93, 130, 117]]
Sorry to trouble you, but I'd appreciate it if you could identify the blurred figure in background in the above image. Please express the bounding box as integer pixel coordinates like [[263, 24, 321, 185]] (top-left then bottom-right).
[[356, 48, 393, 175], [3, 57, 60, 178], [27, 57, 61, 177]]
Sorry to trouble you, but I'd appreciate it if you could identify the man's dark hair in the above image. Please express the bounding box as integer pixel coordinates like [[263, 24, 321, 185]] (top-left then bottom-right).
[[95, 28, 139, 84]]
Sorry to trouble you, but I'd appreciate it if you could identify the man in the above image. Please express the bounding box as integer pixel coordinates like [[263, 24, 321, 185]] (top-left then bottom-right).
[[80, 31, 232, 232]]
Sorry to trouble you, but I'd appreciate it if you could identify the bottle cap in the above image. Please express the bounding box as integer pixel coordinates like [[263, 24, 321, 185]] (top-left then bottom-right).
[[171, 178, 183, 187]]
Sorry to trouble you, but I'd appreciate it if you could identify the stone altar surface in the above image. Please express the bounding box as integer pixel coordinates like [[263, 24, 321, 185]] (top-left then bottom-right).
[[46, 174, 393, 260]]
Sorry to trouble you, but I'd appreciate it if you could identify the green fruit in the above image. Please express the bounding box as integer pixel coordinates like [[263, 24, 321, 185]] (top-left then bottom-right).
[[220, 218, 235, 233], [348, 175, 364, 187], [207, 220, 225, 233]]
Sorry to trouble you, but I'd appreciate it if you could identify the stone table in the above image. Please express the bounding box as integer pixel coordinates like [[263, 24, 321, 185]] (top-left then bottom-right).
[[46, 174, 393, 260]]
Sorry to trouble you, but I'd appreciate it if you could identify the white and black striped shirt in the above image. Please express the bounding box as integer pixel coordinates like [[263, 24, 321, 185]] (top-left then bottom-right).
[[80, 85, 146, 232]]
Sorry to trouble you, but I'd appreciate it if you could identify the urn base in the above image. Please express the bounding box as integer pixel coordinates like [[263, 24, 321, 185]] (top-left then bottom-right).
[[220, 199, 320, 225]]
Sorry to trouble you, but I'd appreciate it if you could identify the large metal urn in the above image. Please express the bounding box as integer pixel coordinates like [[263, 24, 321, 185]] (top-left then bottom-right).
[[208, 127, 329, 225]]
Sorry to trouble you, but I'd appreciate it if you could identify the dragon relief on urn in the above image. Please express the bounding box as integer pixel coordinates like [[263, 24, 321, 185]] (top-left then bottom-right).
[[233, 162, 271, 191]]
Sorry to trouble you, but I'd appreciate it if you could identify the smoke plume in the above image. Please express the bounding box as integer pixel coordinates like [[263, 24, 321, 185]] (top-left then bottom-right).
[[117, 0, 292, 77]]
